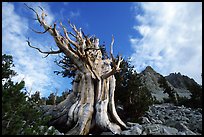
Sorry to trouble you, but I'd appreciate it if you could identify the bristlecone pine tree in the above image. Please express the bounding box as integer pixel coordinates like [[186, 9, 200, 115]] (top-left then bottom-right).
[[25, 4, 128, 135]]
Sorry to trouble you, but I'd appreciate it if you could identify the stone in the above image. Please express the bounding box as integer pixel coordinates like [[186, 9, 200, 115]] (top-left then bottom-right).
[[177, 131, 186, 135], [175, 122, 189, 131], [155, 120, 163, 124], [100, 132, 114, 135], [184, 130, 197, 135], [121, 124, 143, 135], [139, 117, 151, 124], [143, 124, 178, 135], [54, 130, 64, 135], [135, 103, 202, 135], [143, 124, 160, 135]]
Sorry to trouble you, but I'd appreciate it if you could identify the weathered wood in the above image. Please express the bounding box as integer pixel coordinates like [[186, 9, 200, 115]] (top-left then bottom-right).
[[25, 4, 128, 135]]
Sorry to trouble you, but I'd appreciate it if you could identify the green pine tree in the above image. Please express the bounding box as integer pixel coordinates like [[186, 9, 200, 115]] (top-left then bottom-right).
[[114, 58, 154, 122], [2, 54, 52, 135]]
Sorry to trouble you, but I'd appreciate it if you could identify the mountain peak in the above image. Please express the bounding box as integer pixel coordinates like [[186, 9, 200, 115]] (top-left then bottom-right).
[[142, 66, 157, 74], [165, 72, 199, 89], [145, 66, 154, 71]]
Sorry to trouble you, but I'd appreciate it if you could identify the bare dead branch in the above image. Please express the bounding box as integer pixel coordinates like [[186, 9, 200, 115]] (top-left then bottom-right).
[[29, 26, 52, 34], [102, 55, 123, 79], [58, 23, 79, 49], [110, 35, 117, 68], [116, 55, 123, 70], [81, 29, 87, 38], [110, 35, 114, 56], [85, 52, 100, 80], [38, 6, 44, 11], [24, 3, 55, 35], [68, 19, 73, 28], [68, 20, 83, 40], [53, 23, 58, 36], [25, 4, 86, 71], [60, 22, 69, 39], [24, 3, 42, 25], [84, 47, 100, 52], [38, 6, 47, 22], [24, 3, 37, 16], [69, 32, 77, 38], [79, 28, 83, 39], [59, 22, 79, 55], [26, 38, 62, 58]]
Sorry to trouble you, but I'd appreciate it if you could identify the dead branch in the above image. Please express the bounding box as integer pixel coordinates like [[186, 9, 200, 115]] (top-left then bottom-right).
[[26, 38, 62, 58], [24, 3, 54, 35], [29, 26, 52, 34], [59, 22, 79, 55], [102, 55, 123, 79]]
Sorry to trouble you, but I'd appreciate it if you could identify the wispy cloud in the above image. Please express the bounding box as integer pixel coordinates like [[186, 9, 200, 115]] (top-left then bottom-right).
[[130, 2, 202, 84], [69, 10, 80, 18], [2, 2, 63, 97]]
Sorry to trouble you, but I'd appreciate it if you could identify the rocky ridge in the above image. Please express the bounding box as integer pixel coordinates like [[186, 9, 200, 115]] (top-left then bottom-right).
[[101, 103, 202, 135], [139, 66, 192, 102]]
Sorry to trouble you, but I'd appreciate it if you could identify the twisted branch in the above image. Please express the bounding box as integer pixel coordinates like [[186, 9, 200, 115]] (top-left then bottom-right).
[[101, 36, 123, 79], [26, 38, 62, 58]]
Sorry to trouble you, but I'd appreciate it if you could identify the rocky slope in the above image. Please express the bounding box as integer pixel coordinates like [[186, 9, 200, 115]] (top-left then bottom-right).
[[100, 103, 202, 135], [165, 72, 201, 89], [139, 66, 192, 102]]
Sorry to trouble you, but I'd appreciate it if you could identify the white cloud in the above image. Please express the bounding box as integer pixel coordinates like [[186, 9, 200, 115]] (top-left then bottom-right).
[[130, 2, 202, 84], [133, 25, 151, 37], [2, 2, 62, 97]]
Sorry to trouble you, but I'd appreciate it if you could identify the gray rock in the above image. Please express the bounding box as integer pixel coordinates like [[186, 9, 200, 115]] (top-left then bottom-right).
[[184, 130, 197, 135], [142, 124, 178, 135], [121, 124, 143, 135], [44, 126, 64, 135], [48, 126, 54, 131], [139, 117, 151, 124], [175, 122, 189, 131], [181, 116, 189, 122], [54, 130, 64, 135], [100, 132, 114, 135], [155, 120, 163, 124], [129, 103, 202, 135], [177, 131, 186, 135], [159, 125, 179, 135]]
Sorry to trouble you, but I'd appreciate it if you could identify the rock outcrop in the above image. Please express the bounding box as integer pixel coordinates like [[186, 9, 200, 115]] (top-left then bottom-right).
[[165, 72, 199, 89], [121, 103, 202, 135]]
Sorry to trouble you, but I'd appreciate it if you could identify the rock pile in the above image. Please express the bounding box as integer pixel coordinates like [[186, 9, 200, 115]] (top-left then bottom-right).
[[121, 103, 202, 135]]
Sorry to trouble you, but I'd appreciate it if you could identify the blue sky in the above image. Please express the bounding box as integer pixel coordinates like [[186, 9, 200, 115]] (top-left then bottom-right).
[[2, 2, 202, 97]]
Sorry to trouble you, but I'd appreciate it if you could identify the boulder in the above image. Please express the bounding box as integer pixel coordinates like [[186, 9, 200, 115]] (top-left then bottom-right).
[[142, 124, 178, 135], [121, 124, 143, 135]]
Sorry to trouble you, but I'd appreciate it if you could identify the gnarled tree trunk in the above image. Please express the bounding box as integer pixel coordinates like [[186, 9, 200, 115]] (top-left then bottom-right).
[[25, 4, 128, 135]]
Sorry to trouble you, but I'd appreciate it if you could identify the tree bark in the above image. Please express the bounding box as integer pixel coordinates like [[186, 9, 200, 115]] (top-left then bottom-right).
[[25, 4, 128, 135]]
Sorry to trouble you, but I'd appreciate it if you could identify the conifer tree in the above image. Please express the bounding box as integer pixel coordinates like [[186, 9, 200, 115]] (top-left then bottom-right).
[[2, 54, 52, 135], [115, 59, 154, 122]]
